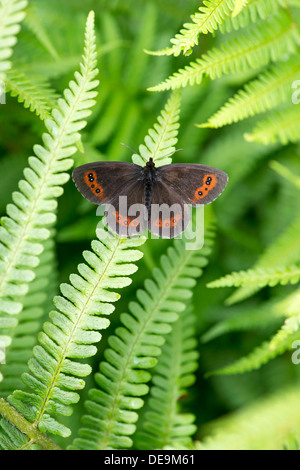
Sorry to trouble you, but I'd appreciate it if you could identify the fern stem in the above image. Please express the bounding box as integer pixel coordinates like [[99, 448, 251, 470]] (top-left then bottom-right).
[[0, 398, 60, 450]]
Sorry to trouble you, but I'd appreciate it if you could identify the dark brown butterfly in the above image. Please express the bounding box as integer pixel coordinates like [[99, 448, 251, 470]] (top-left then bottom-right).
[[72, 158, 228, 238]]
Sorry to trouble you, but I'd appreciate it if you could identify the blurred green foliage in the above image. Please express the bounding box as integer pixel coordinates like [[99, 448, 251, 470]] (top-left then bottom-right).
[[1, 0, 300, 450]]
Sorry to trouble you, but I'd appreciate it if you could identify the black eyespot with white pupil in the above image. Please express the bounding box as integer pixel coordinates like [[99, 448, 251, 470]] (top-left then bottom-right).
[[198, 191, 203, 196]]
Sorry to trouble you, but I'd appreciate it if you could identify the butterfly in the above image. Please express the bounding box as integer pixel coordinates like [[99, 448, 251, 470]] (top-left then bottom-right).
[[72, 156, 228, 238]]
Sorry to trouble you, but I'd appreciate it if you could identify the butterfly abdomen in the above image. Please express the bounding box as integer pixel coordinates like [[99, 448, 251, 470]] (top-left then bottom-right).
[[144, 165, 155, 217]]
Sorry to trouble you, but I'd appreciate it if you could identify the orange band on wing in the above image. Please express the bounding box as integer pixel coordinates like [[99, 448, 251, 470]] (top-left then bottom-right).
[[84, 171, 104, 198], [193, 174, 217, 202], [114, 211, 140, 227], [154, 214, 181, 229]]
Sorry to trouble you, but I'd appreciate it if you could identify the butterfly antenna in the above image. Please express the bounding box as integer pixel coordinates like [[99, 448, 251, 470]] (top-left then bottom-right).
[[159, 148, 183, 160], [120, 142, 141, 156]]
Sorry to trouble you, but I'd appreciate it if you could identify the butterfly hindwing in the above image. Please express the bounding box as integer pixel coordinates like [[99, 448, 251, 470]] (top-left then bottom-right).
[[105, 179, 147, 237], [148, 179, 190, 238], [156, 164, 228, 206]]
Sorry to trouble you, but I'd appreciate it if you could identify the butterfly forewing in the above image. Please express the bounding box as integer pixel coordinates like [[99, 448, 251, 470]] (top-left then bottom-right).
[[156, 164, 228, 206], [72, 162, 142, 205]]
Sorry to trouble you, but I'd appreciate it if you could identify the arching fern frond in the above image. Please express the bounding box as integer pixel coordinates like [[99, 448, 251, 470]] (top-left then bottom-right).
[[268, 314, 300, 352], [70, 232, 214, 450], [245, 105, 300, 145], [226, 213, 300, 305], [0, 233, 57, 398], [267, 287, 300, 350], [0, 0, 28, 82], [221, 0, 290, 31], [206, 288, 300, 376], [0, 10, 98, 371], [201, 300, 284, 343], [134, 306, 198, 450], [200, 57, 300, 128], [206, 330, 300, 376], [132, 90, 181, 167], [232, 0, 249, 17], [148, 13, 299, 91], [208, 265, 300, 289], [7, 228, 145, 439], [5, 69, 58, 120], [146, 0, 235, 57]]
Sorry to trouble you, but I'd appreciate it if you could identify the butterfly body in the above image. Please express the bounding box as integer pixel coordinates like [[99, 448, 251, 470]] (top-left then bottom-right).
[[143, 158, 156, 215], [72, 158, 228, 238]]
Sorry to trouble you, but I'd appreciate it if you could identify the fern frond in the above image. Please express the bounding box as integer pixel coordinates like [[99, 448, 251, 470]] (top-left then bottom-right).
[[0, 234, 57, 398], [7, 228, 145, 439], [148, 13, 300, 91], [147, 0, 235, 57], [245, 106, 300, 145], [6, 69, 58, 120], [206, 330, 299, 376], [200, 58, 300, 128], [70, 233, 214, 450], [221, 0, 290, 31], [266, 287, 300, 350], [225, 214, 300, 305], [268, 315, 300, 351], [201, 300, 284, 343], [199, 386, 300, 449], [0, 0, 28, 82], [232, 0, 249, 17], [132, 90, 181, 167], [135, 306, 198, 450], [207, 289, 300, 374], [208, 265, 300, 289], [0, 10, 98, 370]]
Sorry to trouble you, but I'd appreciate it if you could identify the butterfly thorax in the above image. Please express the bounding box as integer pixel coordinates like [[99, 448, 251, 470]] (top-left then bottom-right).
[[144, 158, 156, 216]]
